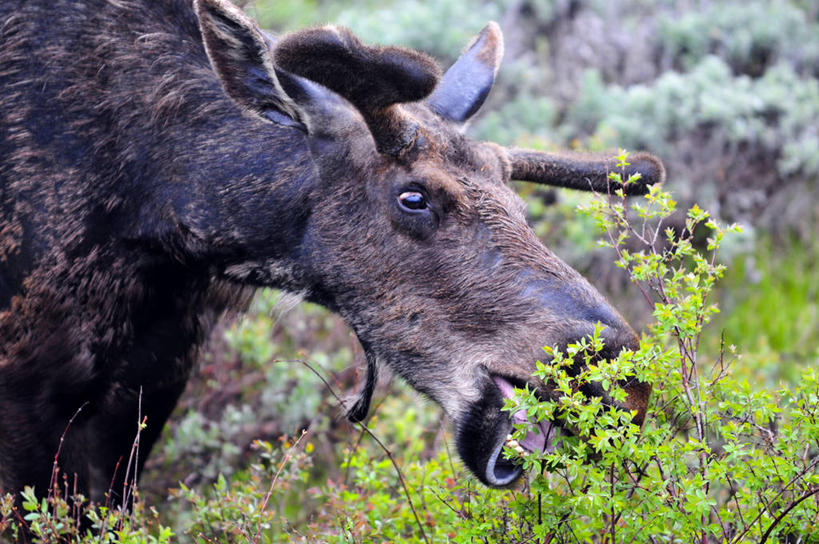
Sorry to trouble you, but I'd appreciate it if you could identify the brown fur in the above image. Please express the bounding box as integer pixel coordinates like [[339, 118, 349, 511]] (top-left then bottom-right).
[[0, 0, 662, 509]]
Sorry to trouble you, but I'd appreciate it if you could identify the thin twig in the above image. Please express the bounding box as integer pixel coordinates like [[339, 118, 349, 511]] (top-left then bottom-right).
[[121, 389, 145, 516], [279, 358, 432, 544], [49, 402, 89, 495], [252, 430, 308, 544], [759, 485, 819, 544], [731, 455, 819, 544], [42, 402, 89, 540], [609, 463, 616, 544]]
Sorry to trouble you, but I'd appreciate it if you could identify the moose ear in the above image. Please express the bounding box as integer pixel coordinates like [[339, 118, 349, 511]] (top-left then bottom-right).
[[427, 22, 504, 124], [274, 68, 370, 144], [194, 0, 303, 127]]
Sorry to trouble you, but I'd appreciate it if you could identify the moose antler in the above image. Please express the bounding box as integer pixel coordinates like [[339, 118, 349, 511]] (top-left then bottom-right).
[[274, 27, 441, 157], [507, 149, 666, 195]]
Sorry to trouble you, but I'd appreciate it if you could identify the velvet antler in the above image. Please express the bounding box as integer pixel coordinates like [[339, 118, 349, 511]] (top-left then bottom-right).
[[507, 149, 666, 195], [274, 27, 441, 157]]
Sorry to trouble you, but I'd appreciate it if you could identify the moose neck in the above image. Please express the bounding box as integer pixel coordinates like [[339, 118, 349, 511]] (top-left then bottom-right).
[[81, 4, 323, 292], [132, 106, 320, 291]]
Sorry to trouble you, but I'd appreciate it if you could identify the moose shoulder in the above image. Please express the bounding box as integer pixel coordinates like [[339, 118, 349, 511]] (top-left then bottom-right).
[[0, 0, 664, 504]]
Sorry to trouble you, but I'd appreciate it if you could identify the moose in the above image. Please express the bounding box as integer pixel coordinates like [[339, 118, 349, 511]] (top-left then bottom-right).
[[0, 0, 664, 508]]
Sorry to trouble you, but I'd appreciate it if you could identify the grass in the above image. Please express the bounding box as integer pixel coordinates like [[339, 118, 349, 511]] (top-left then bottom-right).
[[708, 237, 819, 386]]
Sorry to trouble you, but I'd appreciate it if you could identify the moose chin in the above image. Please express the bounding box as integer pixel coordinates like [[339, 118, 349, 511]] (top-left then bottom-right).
[[0, 0, 663, 507]]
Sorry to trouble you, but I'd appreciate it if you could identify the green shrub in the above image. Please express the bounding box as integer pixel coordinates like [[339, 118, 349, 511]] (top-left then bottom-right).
[[568, 58, 819, 182], [0, 451, 174, 543], [170, 436, 316, 543], [486, 155, 819, 541], [657, 2, 819, 76], [333, 0, 502, 60]]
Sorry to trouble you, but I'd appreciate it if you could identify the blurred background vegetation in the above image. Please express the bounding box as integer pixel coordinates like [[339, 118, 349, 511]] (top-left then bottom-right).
[[139, 0, 819, 540]]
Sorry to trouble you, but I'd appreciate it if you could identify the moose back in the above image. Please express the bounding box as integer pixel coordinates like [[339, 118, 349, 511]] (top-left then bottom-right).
[[0, 0, 663, 504]]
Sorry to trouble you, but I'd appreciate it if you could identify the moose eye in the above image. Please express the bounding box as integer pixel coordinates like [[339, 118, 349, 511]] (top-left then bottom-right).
[[398, 191, 428, 212]]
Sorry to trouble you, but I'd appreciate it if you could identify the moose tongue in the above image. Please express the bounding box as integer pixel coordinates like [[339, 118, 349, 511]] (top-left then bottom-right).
[[493, 376, 555, 453]]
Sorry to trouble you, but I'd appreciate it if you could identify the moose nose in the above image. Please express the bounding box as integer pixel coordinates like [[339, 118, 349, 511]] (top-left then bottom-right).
[[519, 274, 650, 424], [596, 321, 640, 356], [521, 275, 622, 329], [567, 321, 649, 427]]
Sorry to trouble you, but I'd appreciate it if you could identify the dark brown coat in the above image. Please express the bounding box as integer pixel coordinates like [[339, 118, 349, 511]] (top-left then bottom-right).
[[0, 0, 662, 504]]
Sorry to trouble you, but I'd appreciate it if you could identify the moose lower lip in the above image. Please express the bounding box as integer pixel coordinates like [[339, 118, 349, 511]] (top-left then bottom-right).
[[485, 427, 523, 486], [483, 415, 558, 487]]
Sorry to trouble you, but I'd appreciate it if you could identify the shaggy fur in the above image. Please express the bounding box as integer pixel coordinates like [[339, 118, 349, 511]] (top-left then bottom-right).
[[0, 0, 661, 507]]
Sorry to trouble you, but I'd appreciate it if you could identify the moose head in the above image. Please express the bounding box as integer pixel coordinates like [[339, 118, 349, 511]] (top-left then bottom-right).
[[195, 0, 661, 487]]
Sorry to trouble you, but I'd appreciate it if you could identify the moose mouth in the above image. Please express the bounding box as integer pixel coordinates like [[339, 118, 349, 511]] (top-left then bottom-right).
[[482, 376, 558, 486]]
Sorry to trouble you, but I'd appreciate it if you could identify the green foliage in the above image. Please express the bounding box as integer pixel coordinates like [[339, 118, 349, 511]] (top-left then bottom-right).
[[332, 0, 502, 60], [656, 1, 819, 76], [568, 57, 819, 182], [171, 436, 315, 543], [1, 487, 173, 543], [712, 238, 819, 386], [488, 155, 819, 542]]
